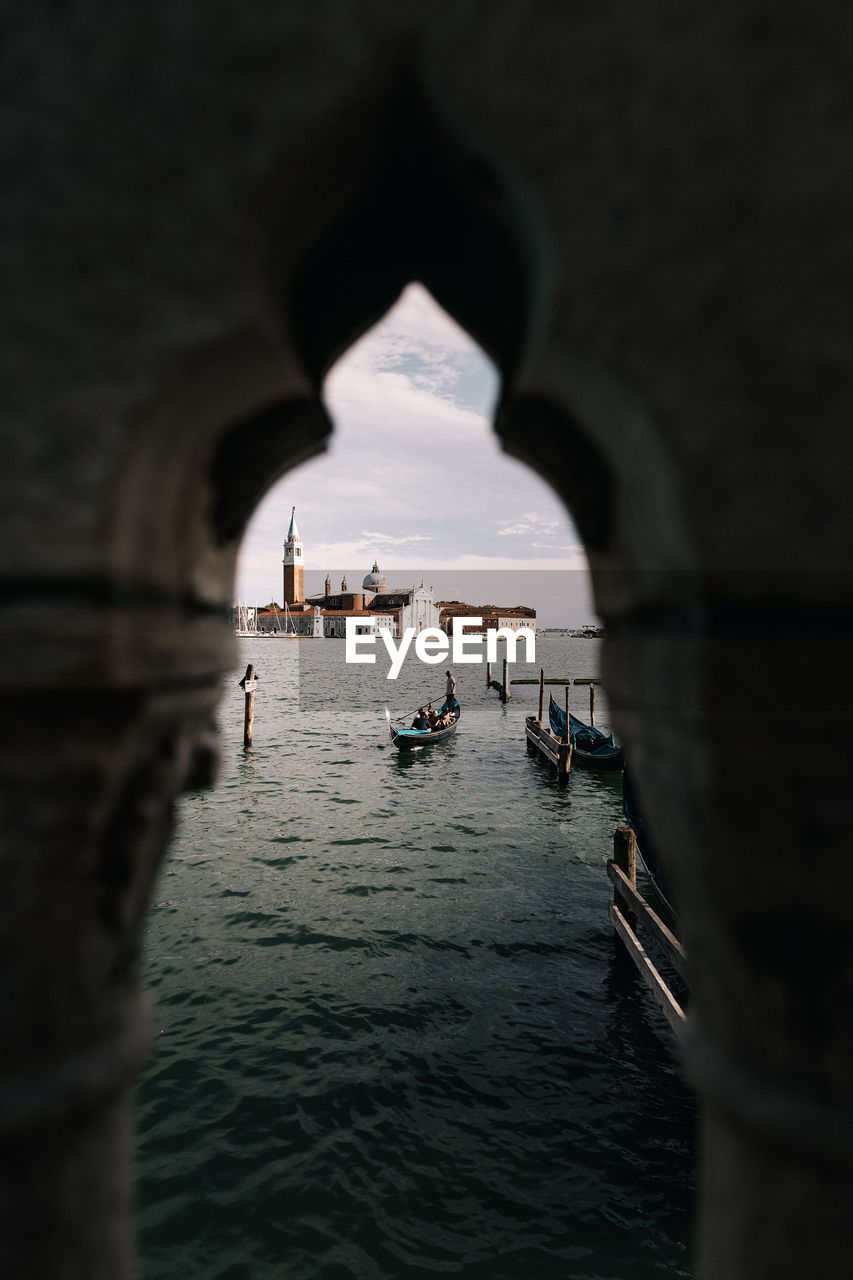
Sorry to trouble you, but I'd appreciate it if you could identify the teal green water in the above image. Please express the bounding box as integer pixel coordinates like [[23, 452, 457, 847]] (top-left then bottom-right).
[[136, 637, 695, 1278]]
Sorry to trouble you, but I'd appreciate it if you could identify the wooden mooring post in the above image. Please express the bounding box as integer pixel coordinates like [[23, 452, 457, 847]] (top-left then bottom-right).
[[525, 668, 570, 780], [573, 678, 596, 725], [607, 825, 687, 1035], [487, 656, 510, 701], [238, 663, 257, 748]]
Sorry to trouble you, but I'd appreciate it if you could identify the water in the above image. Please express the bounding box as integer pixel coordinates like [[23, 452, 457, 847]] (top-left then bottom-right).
[[136, 637, 695, 1278]]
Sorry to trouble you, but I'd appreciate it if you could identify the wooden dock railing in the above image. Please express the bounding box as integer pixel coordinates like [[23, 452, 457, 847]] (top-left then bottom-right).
[[525, 668, 572, 780], [607, 825, 687, 1034]]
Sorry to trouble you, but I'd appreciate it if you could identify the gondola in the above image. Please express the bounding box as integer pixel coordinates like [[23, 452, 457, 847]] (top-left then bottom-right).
[[548, 694, 624, 770], [622, 766, 675, 914], [385, 699, 460, 750]]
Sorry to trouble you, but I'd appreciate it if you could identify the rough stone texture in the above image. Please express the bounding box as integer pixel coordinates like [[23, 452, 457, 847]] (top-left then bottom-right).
[[2, 2, 853, 1275]]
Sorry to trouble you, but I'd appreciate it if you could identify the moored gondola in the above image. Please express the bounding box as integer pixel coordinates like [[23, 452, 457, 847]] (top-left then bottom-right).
[[385, 699, 460, 750], [548, 694, 624, 770]]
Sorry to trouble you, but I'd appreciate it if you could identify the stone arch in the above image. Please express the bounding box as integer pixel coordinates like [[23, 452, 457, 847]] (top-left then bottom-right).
[[9, 57, 700, 1280], [36, 70, 700, 1280], [4, 12, 850, 1280]]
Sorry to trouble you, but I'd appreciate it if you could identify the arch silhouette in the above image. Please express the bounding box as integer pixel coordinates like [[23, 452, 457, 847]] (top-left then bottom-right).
[[286, 70, 549, 386]]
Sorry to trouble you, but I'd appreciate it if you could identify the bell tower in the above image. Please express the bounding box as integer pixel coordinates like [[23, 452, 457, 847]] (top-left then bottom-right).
[[282, 507, 304, 605]]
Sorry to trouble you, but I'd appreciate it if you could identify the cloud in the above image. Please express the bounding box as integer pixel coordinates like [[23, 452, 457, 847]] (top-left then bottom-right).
[[361, 530, 431, 545], [381, 551, 588, 571], [329, 283, 499, 412], [497, 512, 562, 537], [324, 364, 492, 441], [531, 541, 581, 552], [345, 283, 485, 362]]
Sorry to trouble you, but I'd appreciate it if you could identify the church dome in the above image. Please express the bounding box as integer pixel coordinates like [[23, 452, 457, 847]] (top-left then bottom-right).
[[362, 560, 387, 592]]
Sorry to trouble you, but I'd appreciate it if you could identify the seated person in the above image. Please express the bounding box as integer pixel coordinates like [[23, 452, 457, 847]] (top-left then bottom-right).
[[439, 707, 455, 727], [426, 704, 440, 728], [411, 707, 431, 731]]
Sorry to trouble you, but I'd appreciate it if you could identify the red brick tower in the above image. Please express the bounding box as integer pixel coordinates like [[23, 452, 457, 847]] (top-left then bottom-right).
[[282, 507, 304, 605]]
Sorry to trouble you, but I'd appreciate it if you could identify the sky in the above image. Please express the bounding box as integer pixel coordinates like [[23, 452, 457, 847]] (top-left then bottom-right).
[[235, 285, 596, 626]]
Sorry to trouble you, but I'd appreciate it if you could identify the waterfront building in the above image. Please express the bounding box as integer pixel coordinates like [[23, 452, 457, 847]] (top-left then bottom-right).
[[258, 512, 442, 637], [253, 512, 535, 638], [438, 603, 536, 635]]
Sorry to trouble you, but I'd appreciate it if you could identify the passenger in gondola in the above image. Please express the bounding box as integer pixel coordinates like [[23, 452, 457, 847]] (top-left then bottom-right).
[[426, 704, 440, 728], [411, 707, 431, 731], [439, 706, 454, 727]]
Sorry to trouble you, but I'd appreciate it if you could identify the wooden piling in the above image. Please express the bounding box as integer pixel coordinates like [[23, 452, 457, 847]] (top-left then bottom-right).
[[502, 657, 509, 702], [589, 681, 596, 727], [239, 663, 257, 748], [564, 682, 570, 740], [538, 668, 545, 724], [487, 663, 507, 700]]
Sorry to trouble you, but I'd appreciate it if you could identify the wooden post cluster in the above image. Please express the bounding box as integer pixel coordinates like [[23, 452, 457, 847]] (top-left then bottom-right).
[[238, 663, 257, 748]]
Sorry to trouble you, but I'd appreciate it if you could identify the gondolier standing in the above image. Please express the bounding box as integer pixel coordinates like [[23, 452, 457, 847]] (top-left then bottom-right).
[[445, 669, 457, 709]]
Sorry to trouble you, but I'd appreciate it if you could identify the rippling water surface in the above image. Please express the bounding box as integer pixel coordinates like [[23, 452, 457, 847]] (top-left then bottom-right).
[[137, 637, 695, 1278]]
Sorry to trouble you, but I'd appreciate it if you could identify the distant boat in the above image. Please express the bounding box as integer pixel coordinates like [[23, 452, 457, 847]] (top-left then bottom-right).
[[622, 766, 675, 913], [385, 699, 460, 750], [548, 695, 624, 770]]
